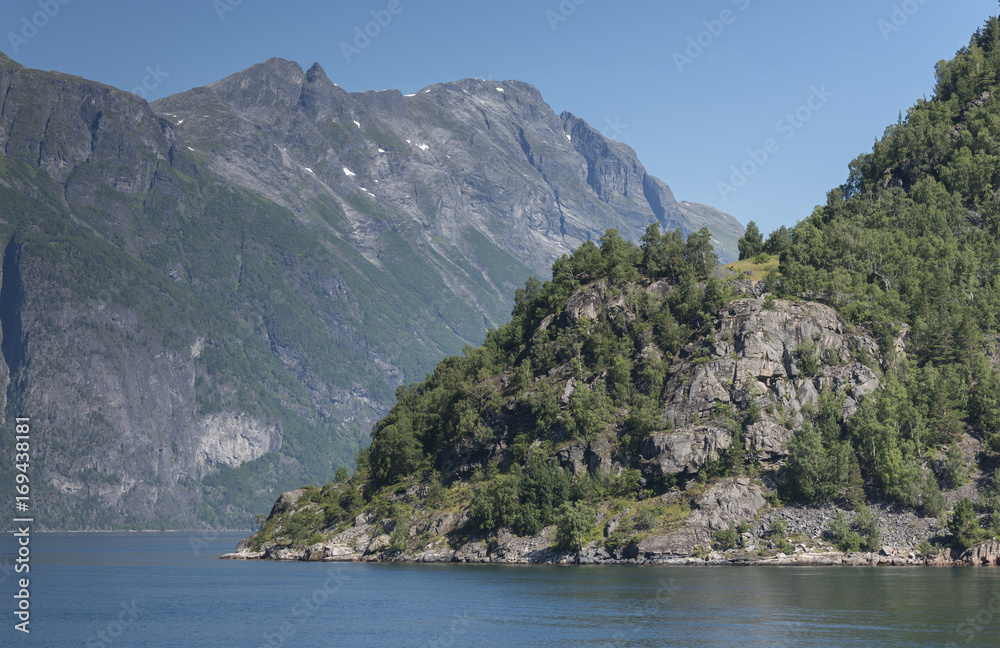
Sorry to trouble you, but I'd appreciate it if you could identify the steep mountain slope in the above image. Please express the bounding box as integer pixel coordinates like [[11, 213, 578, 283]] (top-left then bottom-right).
[[0, 53, 741, 529], [677, 201, 744, 259], [151, 59, 741, 269]]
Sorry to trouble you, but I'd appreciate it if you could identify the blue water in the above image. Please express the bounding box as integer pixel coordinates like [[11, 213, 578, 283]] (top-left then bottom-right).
[[1, 532, 1000, 647]]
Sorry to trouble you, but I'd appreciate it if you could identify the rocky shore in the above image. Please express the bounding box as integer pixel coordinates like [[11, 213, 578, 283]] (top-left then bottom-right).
[[221, 478, 1000, 567], [221, 536, 1000, 567]]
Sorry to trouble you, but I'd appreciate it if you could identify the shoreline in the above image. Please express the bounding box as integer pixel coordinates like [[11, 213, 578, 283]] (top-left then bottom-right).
[[221, 480, 998, 568], [221, 538, 1000, 567], [218, 549, 980, 567]]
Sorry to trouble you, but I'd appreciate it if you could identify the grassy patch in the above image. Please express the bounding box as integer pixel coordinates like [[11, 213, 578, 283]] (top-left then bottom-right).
[[723, 256, 780, 282]]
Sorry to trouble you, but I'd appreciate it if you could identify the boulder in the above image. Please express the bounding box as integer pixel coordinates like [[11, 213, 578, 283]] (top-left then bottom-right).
[[637, 478, 766, 559], [961, 541, 1000, 566], [453, 541, 490, 563], [364, 534, 391, 555], [639, 426, 732, 477]]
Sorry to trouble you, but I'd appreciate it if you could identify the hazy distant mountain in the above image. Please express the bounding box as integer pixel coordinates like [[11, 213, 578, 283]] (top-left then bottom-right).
[[0, 53, 742, 529]]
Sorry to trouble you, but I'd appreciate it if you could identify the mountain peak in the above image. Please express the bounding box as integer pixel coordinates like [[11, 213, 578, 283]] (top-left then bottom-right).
[[305, 62, 328, 84], [258, 57, 304, 75]]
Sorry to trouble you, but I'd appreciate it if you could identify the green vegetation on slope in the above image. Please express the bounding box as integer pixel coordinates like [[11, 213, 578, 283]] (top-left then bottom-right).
[[251, 225, 770, 550], [764, 17, 1000, 518], [364, 226, 722, 490]]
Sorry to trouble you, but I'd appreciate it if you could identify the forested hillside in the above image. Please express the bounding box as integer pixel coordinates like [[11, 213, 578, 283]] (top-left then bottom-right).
[[237, 15, 1000, 564], [766, 17, 1000, 511]]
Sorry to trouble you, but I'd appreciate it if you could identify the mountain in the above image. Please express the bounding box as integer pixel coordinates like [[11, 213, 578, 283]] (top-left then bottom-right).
[[0, 53, 742, 530], [150, 58, 742, 268], [677, 201, 744, 257], [231, 15, 1000, 565]]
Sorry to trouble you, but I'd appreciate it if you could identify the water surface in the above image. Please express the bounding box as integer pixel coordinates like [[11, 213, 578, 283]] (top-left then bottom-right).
[[1, 532, 998, 647]]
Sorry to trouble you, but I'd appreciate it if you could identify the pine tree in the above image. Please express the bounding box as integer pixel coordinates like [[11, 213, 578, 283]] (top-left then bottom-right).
[[949, 497, 983, 550], [737, 221, 764, 260]]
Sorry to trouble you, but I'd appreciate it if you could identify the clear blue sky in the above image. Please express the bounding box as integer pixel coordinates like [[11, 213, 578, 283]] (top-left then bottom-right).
[[2, 0, 997, 237]]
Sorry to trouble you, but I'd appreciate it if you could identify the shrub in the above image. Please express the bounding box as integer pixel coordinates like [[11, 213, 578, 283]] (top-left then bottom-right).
[[793, 342, 820, 377], [916, 539, 938, 557], [467, 473, 521, 534], [714, 521, 746, 551], [774, 537, 795, 554], [944, 443, 967, 489], [512, 360, 533, 394], [555, 501, 596, 552], [532, 382, 562, 433], [828, 507, 881, 552], [634, 507, 659, 532], [279, 509, 324, 548], [852, 505, 882, 552], [611, 468, 643, 499], [425, 473, 446, 508], [604, 519, 635, 552], [567, 381, 614, 440], [981, 473, 1000, 535], [389, 522, 410, 552], [949, 497, 984, 550], [918, 472, 946, 518], [829, 512, 861, 552]]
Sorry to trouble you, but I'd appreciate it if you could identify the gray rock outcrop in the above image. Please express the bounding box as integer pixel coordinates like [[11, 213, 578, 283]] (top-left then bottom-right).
[[654, 297, 881, 470]]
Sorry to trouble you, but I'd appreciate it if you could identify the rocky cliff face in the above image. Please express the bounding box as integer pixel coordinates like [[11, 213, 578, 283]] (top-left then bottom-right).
[[0, 53, 742, 530], [436, 291, 882, 485], [654, 297, 881, 468]]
